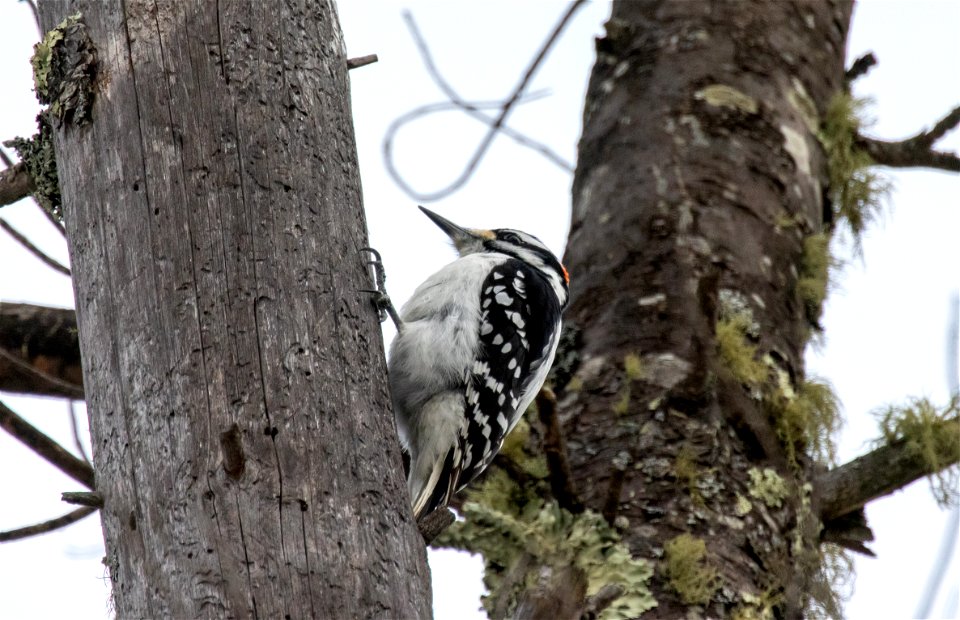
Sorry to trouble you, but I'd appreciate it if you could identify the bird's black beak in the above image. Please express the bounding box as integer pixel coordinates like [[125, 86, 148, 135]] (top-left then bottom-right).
[[418, 206, 492, 253]]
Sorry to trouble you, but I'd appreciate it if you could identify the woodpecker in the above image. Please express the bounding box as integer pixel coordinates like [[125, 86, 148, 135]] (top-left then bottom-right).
[[380, 207, 569, 519]]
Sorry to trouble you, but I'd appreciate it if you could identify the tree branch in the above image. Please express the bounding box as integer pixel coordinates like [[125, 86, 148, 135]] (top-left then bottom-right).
[[418, 507, 455, 545], [346, 54, 378, 70], [844, 52, 877, 82], [62, 491, 103, 507], [0, 147, 66, 236], [856, 105, 960, 172], [0, 400, 95, 489], [0, 303, 84, 398], [385, 3, 584, 201], [0, 506, 97, 543], [537, 387, 583, 513], [0, 217, 71, 275], [0, 161, 35, 208], [817, 416, 960, 522], [68, 400, 91, 464]]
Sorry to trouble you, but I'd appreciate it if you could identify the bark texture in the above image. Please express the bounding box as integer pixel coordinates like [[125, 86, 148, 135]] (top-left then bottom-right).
[[557, 1, 851, 616], [38, 1, 431, 617]]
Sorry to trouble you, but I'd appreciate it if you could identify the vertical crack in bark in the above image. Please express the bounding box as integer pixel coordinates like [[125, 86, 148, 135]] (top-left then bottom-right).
[[300, 501, 316, 618], [234, 492, 259, 619], [214, 0, 227, 82], [252, 295, 286, 554]]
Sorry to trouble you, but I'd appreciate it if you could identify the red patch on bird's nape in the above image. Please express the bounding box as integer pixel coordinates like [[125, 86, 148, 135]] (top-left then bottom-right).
[[561, 264, 570, 284]]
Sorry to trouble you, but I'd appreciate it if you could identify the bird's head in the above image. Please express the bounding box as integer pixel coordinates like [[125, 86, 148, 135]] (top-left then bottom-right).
[[418, 206, 569, 305]]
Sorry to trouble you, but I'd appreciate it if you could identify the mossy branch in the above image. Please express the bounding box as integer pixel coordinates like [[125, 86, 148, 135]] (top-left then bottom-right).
[[818, 399, 960, 522], [855, 105, 960, 172]]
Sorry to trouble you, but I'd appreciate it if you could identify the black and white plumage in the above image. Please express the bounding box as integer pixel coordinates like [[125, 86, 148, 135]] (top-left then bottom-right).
[[388, 207, 569, 519]]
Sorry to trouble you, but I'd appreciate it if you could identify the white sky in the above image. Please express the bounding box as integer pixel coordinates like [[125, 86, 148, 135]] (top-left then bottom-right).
[[0, 1, 957, 618]]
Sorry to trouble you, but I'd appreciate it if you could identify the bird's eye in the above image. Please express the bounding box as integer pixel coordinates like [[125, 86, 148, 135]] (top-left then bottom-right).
[[501, 232, 522, 244]]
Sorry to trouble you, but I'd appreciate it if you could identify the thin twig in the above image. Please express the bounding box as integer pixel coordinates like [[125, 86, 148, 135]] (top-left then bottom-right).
[[0, 218, 71, 275], [537, 387, 583, 513], [856, 105, 960, 172], [346, 54, 378, 70], [401, 12, 574, 171], [417, 507, 455, 545], [845, 52, 877, 82], [0, 346, 85, 399], [0, 399, 95, 489], [0, 506, 97, 543], [386, 3, 585, 201], [68, 400, 91, 464], [62, 491, 103, 507]]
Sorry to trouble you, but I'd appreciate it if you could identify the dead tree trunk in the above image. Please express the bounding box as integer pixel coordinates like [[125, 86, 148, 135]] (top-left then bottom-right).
[[37, 0, 431, 617], [559, 1, 851, 616]]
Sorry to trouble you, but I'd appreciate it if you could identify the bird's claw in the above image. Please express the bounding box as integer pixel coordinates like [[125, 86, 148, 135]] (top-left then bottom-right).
[[359, 248, 403, 330]]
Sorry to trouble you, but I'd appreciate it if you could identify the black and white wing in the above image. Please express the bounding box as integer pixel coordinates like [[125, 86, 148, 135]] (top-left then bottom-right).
[[457, 259, 562, 488]]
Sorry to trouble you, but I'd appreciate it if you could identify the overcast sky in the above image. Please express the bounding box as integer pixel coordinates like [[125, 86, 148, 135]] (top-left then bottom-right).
[[0, 2, 957, 618]]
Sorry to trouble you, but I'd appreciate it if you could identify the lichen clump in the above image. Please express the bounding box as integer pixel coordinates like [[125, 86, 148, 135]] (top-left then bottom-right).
[[3, 116, 61, 220], [747, 467, 788, 508], [32, 12, 97, 126], [796, 233, 831, 327], [874, 396, 960, 506], [662, 533, 720, 606], [716, 313, 767, 388], [436, 501, 656, 619], [818, 94, 889, 246], [772, 378, 841, 467]]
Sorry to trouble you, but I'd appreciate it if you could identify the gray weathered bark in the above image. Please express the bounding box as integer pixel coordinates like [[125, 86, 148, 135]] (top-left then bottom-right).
[[37, 0, 431, 617]]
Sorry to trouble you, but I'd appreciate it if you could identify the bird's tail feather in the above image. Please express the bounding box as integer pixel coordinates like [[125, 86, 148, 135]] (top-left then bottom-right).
[[411, 445, 461, 520]]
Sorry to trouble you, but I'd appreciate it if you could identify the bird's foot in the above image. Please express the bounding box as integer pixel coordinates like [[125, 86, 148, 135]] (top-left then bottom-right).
[[359, 247, 403, 331]]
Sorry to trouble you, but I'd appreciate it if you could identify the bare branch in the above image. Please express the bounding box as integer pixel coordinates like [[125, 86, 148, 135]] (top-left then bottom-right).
[[0, 346, 85, 399], [0, 218, 71, 276], [346, 54, 378, 70], [857, 105, 960, 172], [817, 415, 960, 522], [385, 3, 584, 201], [0, 303, 84, 399], [0, 399, 95, 489], [418, 507, 455, 545], [0, 161, 35, 208], [68, 400, 91, 464], [0, 506, 97, 543], [62, 491, 103, 507], [845, 52, 877, 82], [537, 387, 583, 513], [398, 12, 573, 173]]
